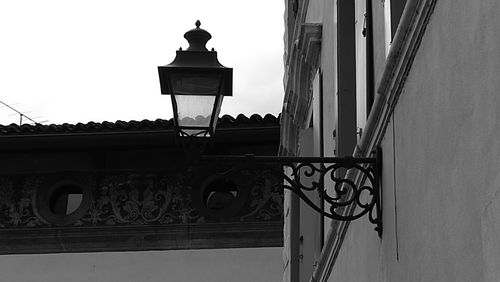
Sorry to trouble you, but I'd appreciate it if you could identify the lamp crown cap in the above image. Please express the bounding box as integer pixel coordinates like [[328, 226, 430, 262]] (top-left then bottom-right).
[[184, 20, 212, 51]]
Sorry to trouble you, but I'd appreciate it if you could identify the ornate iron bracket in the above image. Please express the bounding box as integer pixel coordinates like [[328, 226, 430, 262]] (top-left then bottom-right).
[[199, 148, 382, 237]]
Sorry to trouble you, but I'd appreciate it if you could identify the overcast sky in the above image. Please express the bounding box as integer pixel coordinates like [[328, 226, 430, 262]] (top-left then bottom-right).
[[0, 1, 284, 125]]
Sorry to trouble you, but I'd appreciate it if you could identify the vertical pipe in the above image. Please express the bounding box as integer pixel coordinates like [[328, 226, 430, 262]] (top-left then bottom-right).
[[366, 0, 375, 116], [319, 70, 325, 249], [291, 190, 300, 282]]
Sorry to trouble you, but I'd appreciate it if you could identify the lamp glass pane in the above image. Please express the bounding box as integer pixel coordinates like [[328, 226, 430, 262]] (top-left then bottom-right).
[[171, 73, 222, 95], [209, 95, 224, 132], [175, 95, 216, 128]]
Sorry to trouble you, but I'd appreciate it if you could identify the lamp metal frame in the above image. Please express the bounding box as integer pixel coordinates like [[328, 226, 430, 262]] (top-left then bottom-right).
[[159, 21, 382, 237]]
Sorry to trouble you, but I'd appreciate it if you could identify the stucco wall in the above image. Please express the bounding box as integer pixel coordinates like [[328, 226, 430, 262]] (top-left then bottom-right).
[[305, 0, 322, 23], [385, 0, 500, 280], [319, 0, 337, 163], [0, 247, 282, 282], [297, 128, 323, 282], [328, 0, 500, 281]]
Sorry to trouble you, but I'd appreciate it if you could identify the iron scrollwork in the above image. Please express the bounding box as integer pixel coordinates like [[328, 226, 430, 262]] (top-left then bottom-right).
[[199, 149, 382, 237]]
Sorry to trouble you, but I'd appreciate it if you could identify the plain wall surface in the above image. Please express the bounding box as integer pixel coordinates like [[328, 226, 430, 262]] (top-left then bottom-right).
[[0, 247, 282, 282], [329, 0, 500, 281], [385, 0, 500, 280]]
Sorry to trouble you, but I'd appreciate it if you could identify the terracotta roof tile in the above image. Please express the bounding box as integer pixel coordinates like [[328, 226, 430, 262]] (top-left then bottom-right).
[[0, 114, 279, 136]]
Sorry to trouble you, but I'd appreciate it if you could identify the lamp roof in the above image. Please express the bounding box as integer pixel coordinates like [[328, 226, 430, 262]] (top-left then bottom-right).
[[160, 20, 230, 69]]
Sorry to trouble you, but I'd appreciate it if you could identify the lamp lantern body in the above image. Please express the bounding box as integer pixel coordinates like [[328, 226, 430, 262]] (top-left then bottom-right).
[[158, 20, 232, 137]]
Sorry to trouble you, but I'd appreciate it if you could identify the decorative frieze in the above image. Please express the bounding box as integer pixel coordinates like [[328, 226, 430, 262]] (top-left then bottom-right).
[[0, 167, 283, 253]]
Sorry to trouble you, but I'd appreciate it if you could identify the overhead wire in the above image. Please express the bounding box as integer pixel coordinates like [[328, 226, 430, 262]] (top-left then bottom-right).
[[0, 100, 45, 125]]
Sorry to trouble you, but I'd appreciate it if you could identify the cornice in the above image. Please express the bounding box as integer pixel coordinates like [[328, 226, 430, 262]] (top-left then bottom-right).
[[282, 23, 322, 155], [298, 23, 322, 69], [364, 0, 439, 154]]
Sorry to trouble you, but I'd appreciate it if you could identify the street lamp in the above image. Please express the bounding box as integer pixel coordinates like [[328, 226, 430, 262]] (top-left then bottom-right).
[[158, 21, 383, 237], [158, 20, 232, 137]]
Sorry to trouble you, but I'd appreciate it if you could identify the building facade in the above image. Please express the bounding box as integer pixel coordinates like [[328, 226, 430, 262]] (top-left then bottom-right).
[[0, 114, 284, 282], [282, 0, 500, 281]]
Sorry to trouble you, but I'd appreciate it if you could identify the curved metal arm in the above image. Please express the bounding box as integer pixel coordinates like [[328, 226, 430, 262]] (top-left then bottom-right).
[[199, 149, 382, 237], [279, 156, 381, 237]]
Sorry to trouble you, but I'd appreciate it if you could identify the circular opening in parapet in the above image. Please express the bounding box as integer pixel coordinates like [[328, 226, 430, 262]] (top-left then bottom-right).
[[204, 178, 239, 211], [49, 184, 84, 215]]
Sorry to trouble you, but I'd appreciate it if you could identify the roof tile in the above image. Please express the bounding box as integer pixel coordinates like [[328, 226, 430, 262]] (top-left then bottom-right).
[[0, 114, 279, 136]]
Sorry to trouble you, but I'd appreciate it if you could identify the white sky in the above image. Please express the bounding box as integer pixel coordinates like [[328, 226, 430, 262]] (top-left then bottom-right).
[[0, 1, 285, 125]]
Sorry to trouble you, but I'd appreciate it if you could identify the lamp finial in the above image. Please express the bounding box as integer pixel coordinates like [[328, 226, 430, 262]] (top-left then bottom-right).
[[184, 20, 212, 51]]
